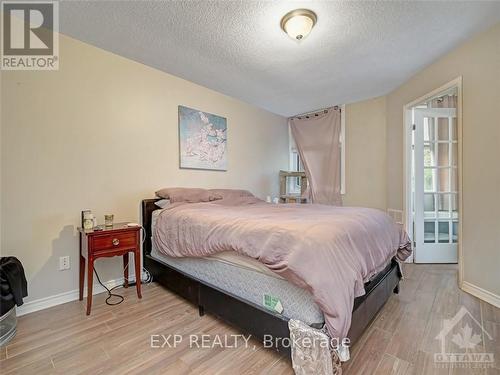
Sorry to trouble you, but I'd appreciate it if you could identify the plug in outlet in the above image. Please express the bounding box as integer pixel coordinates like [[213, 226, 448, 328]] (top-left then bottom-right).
[[59, 256, 70, 271]]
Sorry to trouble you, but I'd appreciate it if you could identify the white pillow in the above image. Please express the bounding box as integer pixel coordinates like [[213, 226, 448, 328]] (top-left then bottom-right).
[[154, 199, 171, 209]]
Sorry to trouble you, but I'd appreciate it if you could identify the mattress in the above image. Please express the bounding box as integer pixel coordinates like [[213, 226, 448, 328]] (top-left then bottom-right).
[[151, 209, 324, 326]]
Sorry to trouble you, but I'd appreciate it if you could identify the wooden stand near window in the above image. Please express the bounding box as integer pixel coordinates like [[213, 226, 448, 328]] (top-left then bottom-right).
[[78, 223, 142, 315], [279, 170, 308, 203]]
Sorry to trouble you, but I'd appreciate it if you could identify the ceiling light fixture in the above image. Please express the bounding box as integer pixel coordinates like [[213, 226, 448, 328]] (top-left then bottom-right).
[[280, 9, 317, 41]]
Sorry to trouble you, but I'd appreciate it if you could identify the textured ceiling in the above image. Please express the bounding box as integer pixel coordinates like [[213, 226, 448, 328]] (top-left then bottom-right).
[[59, 1, 500, 116]]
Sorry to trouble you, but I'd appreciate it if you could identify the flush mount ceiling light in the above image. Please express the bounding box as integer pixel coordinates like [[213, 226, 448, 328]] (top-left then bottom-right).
[[280, 9, 317, 41]]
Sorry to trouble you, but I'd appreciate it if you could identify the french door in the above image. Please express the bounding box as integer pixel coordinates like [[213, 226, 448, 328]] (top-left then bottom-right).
[[414, 108, 458, 263]]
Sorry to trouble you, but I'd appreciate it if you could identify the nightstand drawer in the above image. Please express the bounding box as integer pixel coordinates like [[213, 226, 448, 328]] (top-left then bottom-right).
[[91, 231, 137, 252]]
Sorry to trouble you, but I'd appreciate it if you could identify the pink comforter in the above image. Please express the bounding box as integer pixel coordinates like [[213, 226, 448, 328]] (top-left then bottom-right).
[[153, 197, 411, 340]]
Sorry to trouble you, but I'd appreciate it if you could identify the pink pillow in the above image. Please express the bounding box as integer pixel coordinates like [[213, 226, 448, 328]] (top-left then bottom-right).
[[208, 189, 255, 199], [155, 188, 222, 203]]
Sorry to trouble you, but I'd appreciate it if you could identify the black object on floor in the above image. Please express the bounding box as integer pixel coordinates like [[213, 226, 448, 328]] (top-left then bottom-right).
[[0, 257, 28, 316]]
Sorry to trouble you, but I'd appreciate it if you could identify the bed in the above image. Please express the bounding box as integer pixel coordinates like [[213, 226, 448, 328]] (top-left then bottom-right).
[[141, 196, 409, 357]]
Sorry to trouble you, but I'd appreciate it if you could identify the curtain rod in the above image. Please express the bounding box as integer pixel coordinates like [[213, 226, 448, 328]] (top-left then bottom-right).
[[290, 105, 341, 120]]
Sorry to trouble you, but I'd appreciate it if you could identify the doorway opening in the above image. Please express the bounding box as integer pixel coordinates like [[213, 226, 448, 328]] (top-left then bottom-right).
[[404, 78, 462, 267]]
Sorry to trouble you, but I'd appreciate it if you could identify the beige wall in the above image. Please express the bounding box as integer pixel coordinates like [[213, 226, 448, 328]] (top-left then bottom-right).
[[386, 24, 500, 296], [343, 97, 387, 210], [0, 34, 288, 303]]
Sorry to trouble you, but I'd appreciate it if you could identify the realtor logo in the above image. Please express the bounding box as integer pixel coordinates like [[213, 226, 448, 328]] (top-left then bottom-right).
[[434, 306, 495, 368], [1, 0, 59, 70]]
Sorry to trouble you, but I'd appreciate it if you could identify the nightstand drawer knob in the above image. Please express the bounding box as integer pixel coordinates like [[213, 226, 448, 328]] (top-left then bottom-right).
[[112, 238, 120, 246]]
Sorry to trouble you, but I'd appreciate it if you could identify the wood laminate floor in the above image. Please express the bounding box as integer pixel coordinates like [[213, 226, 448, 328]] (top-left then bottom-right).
[[1, 264, 498, 374]]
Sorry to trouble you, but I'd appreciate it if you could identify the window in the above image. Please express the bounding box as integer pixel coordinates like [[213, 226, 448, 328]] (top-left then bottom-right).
[[289, 105, 345, 195], [288, 142, 303, 194]]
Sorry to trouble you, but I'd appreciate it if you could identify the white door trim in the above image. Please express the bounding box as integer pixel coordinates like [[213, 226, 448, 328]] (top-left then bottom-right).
[[403, 105, 414, 263], [402, 77, 463, 281]]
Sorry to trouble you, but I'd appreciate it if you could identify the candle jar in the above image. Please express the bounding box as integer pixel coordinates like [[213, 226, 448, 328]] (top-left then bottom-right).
[[83, 212, 94, 230], [104, 214, 114, 227]]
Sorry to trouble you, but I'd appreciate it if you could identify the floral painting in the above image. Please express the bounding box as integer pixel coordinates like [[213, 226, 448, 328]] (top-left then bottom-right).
[[178, 105, 227, 171]]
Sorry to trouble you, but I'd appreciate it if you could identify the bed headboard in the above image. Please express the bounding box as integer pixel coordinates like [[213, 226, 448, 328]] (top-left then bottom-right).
[[141, 198, 161, 255]]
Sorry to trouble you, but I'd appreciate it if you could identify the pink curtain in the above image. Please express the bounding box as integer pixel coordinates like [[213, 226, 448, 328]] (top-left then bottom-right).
[[290, 108, 342, 205]]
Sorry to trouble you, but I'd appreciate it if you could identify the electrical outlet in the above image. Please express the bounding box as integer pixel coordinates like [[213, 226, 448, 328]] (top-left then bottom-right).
[[59, 256, 70, 271]]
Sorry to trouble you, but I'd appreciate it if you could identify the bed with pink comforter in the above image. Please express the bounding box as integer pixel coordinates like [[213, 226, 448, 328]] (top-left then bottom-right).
[[153, 195, 411, 341]]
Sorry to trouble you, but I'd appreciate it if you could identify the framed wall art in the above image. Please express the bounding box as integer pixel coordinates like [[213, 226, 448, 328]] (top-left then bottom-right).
[[178, 105, 227, 171]]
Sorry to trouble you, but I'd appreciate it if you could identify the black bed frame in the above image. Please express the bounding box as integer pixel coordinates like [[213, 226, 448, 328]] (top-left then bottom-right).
[[141, 199, 401, 356]]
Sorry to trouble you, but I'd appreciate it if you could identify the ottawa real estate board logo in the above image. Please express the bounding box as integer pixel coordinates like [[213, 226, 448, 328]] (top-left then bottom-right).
[[434, 306, 495, 369], [1, 0, 59, 70]]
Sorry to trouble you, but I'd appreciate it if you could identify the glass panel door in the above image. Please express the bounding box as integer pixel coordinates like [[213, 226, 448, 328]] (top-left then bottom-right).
[[414, 108, 458, 263]]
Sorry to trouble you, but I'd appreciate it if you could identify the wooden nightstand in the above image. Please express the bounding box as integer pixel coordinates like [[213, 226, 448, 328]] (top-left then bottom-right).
[[78, 223, 142, 315]]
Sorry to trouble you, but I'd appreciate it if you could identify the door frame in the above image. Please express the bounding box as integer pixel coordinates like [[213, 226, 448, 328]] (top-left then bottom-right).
[[402, 77, 463, 282]]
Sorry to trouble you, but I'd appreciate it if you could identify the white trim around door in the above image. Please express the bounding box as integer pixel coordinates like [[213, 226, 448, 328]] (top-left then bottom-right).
[[403, 78, 463, 279]]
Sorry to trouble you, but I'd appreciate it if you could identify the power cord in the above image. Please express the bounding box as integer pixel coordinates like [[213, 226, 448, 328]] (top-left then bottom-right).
[[93, 267, 125, 306], [93, 264, 153, 306]]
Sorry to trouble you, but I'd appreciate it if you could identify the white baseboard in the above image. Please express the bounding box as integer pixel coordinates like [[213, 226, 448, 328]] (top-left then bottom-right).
[[461, 281, 500, 309], [16, 274, 137, 317]]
